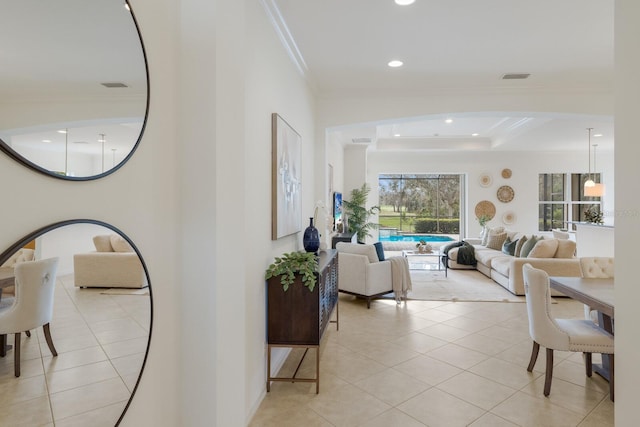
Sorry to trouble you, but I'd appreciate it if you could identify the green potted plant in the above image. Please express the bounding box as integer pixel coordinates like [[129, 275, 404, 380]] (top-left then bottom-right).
[[584, 206, 604, 225], [265, 251, 318, 292], [342, 183, 380, 243]]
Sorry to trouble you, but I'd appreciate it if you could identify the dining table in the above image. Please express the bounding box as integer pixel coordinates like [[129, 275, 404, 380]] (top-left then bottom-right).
[[0, 267, 16, 357], [549, 276, 614, 384]]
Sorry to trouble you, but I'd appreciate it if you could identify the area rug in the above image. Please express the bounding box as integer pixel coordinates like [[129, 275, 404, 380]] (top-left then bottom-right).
[[406, 269, 526, 302], [100, 288, 150, 296]]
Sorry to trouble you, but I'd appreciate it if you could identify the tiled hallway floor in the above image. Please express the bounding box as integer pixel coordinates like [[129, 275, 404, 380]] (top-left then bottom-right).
[[251, 291, 614, 427]]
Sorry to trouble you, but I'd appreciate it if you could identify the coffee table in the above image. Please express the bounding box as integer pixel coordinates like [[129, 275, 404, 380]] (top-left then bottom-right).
[[402, 250, 448, 276]]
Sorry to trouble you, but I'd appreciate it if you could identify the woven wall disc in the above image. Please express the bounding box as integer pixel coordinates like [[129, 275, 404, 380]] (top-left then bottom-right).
[[475, 200, 496, 220]]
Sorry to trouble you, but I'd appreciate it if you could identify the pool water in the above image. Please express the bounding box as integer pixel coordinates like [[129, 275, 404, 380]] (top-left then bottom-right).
[[379, 234, 455, 243]]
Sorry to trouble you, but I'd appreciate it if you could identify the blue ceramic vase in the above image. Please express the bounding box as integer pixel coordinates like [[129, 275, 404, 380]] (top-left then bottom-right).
[[303, 217, 320, 254]]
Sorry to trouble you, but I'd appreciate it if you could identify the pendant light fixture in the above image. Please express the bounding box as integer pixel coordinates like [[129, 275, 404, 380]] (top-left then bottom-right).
[[583, 128, 596, 193], [586, 143, 606, 197], [583, 127, 605, 197]]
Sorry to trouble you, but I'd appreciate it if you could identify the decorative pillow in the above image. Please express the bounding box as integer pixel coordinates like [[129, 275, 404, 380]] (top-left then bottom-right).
[[110, 234, 134, 253], [520, 235, 542, 258], [501, 237, 518, 256], [528, 238, 559, 258], [486, 232, 508, 251], [482, 226, 506, 246], [555, 239, 577, 258], [93, 235, 114, 252], [514, 235, 528, 257], [373, 242, 385, 261]]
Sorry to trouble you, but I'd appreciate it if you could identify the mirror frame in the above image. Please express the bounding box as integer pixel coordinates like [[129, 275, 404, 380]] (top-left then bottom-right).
[[0, 218, 153, 426], [0, 1, 150, 181]]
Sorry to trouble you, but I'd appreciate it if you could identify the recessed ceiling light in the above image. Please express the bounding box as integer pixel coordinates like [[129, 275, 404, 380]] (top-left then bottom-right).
[[445, 118, 453, 124], [57, 130, 67, 134], [395, 0, 416, 5], [593, 133, 603, 137], [472, 133, 479, 137], [388, 60, 403, 68], [394, 133, 401, 137], [42, 139, 51, 143]]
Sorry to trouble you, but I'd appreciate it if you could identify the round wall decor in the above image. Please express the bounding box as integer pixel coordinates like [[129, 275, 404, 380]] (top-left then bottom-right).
[[475, 200, 496, 220], [479, 172, 492, 187], [497, 185, 515, 203], [502, 211, 517, 225], [501, 168, 512, 179]]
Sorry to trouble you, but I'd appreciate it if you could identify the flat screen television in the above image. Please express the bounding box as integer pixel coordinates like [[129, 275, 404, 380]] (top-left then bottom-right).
[[333, 192, 343, 231]]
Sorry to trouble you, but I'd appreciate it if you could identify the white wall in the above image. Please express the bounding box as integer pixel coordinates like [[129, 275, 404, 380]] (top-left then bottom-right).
[[366, 149, 615, 239], [614, 0, 640, 424], [244, 0, 317, 420]]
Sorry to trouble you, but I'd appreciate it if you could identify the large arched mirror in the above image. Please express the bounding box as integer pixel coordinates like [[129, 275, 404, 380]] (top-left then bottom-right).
[[0, 220, 152, 425], [0, 0, 149, 180]]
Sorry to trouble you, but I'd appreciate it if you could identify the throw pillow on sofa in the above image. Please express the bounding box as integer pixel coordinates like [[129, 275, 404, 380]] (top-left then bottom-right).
[[110, 234, 135, 252], [555, 239, 577, 258], [528, 238, 559, 258], [514, 235, 528, 257], [486, 232, 508, 251], [520, 235, 542, 258], [502, 237, 519, 256], [482, 226, 505, 246], [93, 235, 114, 252]]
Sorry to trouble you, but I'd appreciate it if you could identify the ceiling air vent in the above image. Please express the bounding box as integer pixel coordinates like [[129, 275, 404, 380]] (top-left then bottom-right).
[[101, 82, 129, 88], [501, 73, 530, 80], [351, 137, 372, 144]]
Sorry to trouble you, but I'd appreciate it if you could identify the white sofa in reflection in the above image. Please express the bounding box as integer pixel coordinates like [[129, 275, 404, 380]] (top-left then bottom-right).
[[73, 234, 146, 289]]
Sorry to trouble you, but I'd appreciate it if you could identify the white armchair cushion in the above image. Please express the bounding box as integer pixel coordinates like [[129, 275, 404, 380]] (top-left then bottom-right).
[[335, 242, 379, 263]]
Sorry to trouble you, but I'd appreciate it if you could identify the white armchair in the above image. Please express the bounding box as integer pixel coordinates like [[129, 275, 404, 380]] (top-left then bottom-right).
[[335, 242, 392, 308]]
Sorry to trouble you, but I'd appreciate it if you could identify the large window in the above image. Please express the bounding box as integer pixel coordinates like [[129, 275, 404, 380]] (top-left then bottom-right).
[[538, 173, 601, 231], [378, 174, 461, 234]]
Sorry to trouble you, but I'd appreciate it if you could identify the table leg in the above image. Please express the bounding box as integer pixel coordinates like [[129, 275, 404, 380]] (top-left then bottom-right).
[[593, 312, 614, 382]]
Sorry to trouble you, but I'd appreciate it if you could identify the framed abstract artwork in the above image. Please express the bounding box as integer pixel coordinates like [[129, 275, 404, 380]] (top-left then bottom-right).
[[272, 113, 302, 240]]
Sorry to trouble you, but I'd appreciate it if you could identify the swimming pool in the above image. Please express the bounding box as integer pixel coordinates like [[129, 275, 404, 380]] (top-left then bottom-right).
[[378, 234, 455, 243]]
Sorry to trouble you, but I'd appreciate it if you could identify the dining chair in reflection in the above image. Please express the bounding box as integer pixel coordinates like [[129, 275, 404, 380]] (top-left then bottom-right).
[[522, 263, 615, 400], [0, 257, 59, 377]]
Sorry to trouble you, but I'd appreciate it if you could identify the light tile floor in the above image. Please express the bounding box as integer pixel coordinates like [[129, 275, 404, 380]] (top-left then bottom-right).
[[0, 274, 150, 426], [250, 289, 614, 427]]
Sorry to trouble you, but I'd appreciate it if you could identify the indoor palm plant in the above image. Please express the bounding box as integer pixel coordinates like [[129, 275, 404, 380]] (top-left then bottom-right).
[[265, 251, 318, 292], [342, 183, 380, 243]]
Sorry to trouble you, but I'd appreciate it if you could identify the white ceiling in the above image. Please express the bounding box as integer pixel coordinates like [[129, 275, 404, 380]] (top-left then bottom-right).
[[271, 0, 614, 151]]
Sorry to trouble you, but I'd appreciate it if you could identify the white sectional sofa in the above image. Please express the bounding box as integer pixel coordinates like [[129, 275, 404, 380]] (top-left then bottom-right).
[[446, 228, 582, 296], [73, 234, 146, 289]]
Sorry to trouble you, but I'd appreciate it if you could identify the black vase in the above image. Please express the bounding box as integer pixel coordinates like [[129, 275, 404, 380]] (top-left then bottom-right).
[[303, 217, 320, 254]]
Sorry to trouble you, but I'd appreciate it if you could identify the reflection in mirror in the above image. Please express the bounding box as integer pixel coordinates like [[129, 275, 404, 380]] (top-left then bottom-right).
[[0, 220, 151, 425], [0, 0, 148, 180]]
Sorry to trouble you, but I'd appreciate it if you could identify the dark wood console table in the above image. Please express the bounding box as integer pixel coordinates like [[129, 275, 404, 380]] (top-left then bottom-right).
[[266, 249, 339, 393]]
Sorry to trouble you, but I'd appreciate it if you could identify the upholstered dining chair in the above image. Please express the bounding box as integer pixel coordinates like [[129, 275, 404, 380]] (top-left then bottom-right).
[[0, 257, 59, 377], [579, 257, 614, 323], [522, 263, 615, 400]]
